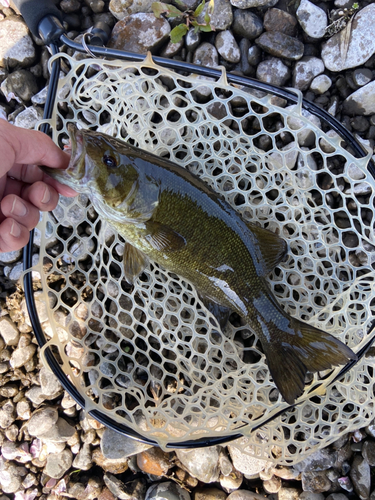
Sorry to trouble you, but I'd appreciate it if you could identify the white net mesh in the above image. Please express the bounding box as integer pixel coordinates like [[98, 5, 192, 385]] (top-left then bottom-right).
[[31, 53, 375, 463]]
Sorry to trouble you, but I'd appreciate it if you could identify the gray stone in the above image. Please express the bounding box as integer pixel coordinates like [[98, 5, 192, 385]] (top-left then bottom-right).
[[60, 0, 81, 13], [39, 366, 63, 397], [215, 31, 240, 63], [186, 29, 201, 52], [294, 448, 337, 472], [0, 249, 22, 264], [2, 70, 38, 102], [296, 0, 327, 39], [247, 45, 261, 66], [44, 449, 73, 479], [146, 482, 190, 500], [108, 14, 171, 54], [0, 16, 36, 68], [196, 0, 233, 31], [230, 0, 277, 9], [31, 86, 48, 105], [301, 471, 332, 493], [227, 491, 268, 500], [194, 487, 227, 500], [232, 9, 263, 40], [72, 443, 92, 470], [193, 43, 219, 68], [159, 39, 184, 58], [343, 81, 375, 115], [10, 344, 36, 369], [264, 8, 297, 36], [104, 474, 147, 500], [27, 407, 59, 437], [256, 58, 291, 86], [350, 455, 371, 500], [321, 4, 375, 72], [0, 458, 25, 494], [362, 440, 375, 466], [228, 442, 271, 476], [256, 32, 304, 60], [14, 106, 44, 129], [0, 400, 16, 429], [109, 0, 159, 19], [101, 427, 152, 458], [0, 317, 19, 346], [4, 253, 39, 281], [326, 495, 349, 500], [292, 57, 325, 91], [22, 290, 53, 326], [310, 74, 332, 94], [37, 417, 76, 442], [176, 447, 220, 482], [299, 493, 325, 500], [353, 68, 373, 87]]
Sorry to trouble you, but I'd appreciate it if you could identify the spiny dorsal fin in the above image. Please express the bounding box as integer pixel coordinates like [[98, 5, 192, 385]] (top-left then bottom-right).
[[245, 222, 287, 275], [145, 221, 186, 252], [123, 243, 149, 284]]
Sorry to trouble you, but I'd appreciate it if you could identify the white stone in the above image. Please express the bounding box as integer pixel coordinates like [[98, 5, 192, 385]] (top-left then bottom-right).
[[343, 81, 375, 116], [228, 440, 272, 476], [293, 57, 325, 91], [310, 74, 332, 94], [0, 16, 36, 68], [14, 106, 44, 129], [296, 0, 327, 39], [322, 4, 375, 72]]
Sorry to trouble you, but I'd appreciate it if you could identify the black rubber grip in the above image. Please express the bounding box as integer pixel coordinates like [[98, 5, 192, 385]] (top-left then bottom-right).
[[12, 0, 63, 38]]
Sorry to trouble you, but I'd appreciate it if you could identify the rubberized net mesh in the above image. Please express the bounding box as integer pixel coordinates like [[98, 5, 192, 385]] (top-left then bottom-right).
[[31, 53, 375, 463]]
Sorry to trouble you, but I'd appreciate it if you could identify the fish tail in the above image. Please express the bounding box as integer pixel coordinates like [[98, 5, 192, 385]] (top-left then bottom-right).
[[264, 318, 357, 405]]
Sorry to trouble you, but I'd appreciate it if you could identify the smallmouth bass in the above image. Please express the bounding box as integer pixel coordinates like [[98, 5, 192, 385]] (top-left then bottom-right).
[[43, 124, 356, 404]]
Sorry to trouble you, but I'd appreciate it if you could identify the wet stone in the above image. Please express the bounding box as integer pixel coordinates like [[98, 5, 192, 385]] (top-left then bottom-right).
[[194, 488, 227, 500], [159, 39, 184, 58], [255, 32, 304, 60], [0, 16, 36, 68], [263, 8, 297, 36], [232, 9, 263, 40], [293, 57, 325, 91], [256, 58, 291, 86], [296, 0, 327, 39], [108, 13, 170, 54], [301, 471, 332, 493], [263, 475, 282, 493], [215, 31, 240, 63], [146, 481, 191, 500], [300, 494, 325, 500], [325, 495, 350, 500], [350, 455, 371, 500]]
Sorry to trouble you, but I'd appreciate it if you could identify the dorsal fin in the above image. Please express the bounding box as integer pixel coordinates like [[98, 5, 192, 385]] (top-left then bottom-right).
[[245, 222, 287, 275]]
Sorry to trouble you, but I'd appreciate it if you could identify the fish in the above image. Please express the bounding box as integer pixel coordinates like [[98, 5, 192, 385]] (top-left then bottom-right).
[[42, 124, 357, 404]]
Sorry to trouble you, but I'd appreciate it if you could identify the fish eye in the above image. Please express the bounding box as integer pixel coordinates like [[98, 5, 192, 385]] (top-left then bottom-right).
[[102, 152, 118, 168]]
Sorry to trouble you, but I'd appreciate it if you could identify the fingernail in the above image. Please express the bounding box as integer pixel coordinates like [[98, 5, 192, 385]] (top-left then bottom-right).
[[10, 220, 21, 238], [41, 186, 51, 204], [11, 198, 27, 217]]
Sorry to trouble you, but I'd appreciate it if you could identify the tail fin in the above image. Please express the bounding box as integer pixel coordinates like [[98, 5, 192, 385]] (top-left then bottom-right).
[[265, 318, 357, 405]]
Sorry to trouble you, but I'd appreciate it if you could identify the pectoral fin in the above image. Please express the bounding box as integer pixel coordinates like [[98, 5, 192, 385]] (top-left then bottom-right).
[[145, 221, 186, 252], [245, 222, 287, 275], [199, 293, 231, 329], [123, 243, 149, 284]]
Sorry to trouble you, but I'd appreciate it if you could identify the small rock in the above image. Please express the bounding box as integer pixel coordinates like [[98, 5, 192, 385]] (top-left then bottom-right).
[[230, 0, 277, 9], [362, 440, 375, 466], [247, 45, 261, 66], [14, 106, 44, 129], [325, 495, 349, 500], [0, 399, 16, 429], [215, 31, 240, 63], [310, 74, 332, 94], [293, 447, 337, 472], [0, 317, 20, 346], [16, 399, 31, 420], [27, 407, 59, 437], [0, 384, 18, 398], [301, 471, 332, 493], [0, 16, 36, 68], [10, 344, 36, 369], [39, 366, 63, 397], [292, 57, 325, 91], [146, 481, 191, 500], [93, 448, 129, 474], [176, 447, 220, 483], [277, 488, 300, 500], [104, 474, 146, 500], [343, 81, 375, 115], [159, 39, 184, 58], [37, 417, 76, 442], [108, 13, 171, 54], [228, 441, 271, 476], [353, 68, 373, 87], [193, 43, 219, 68], [196, 0, 233, 31], [109, 0, 159, 18], [299, 493, 325, 500], [255, 32, 304, 60], [264, 8, 297, 36], [137, 447, 170, 476], [227, 491, 267, 500], [0, 457, 25, 494], [263, 475, 282, 493], [31, 86, 48, 105], [72, 443, 92, 470], [256, 58, 291, 86], [101, 428, 152, 459], [350, 455, 371, 500], [0, 249, 22, 264], [193, 487, 227, 500], [44, 449, 73, 479], [321, 4, 375, 72], [232, 9, 263, 40], [220, 470, 243, 493], [2, 69, 38, 102], [296, 0, 327, 39], [186, 29, 201, 52]]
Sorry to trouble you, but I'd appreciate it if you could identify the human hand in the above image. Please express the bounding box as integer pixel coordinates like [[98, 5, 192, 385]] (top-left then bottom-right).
[[0, 119, 77, 253]]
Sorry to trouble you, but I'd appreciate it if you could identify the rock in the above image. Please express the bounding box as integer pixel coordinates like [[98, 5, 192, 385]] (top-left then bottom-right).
[[220, 470, 243, 492], [255, 32, 304, 60], [2, 69, 38, 102], [101, 428, 152, 458], [196, 0, 233, 31], [299, 493, 325, 500], [232, 9, 263, 40], [325, 495, 349, 500], [60, 0, 81, 13], [104, 474, 147, 500], [0, 399, 16, 429], [109, 0, 158, 19], [0, 384, 18, 398], [146, 482, 191, 500], [0, 249, 22, 264], [72, 443, 92, 470], [93, 448, 129, 474], [277, 488, 300, 500], [230, 0, 277, 9], [16, 399, 31, 420], [353, 68, 373, 87], [10, 344, 36, 369], [301, 471, 332, 493], [0, 457, 25, 494], [137, 448, 170, 476], [14, 106, 44, 129], [362, 440, 375, 466], [159, 39, 184, 58], [227, 491, 267, 500], [193, 487, 227, 500], [215, 31, 240, 63], [263, 475, 282, 493], [176, 447, 220, 482], [44, 449, 73, 479], [343, 81, 375, 115], [228, 443, 271, 476], [27, 407, 59, 437], [350, 455, 371, 500], [294, 448, 337, 472], [186, 29, 201, 52], [0, 317, 19, 346], [31, 86, 48, 105], [0, 16, 36, 68], [296, 0, 327, 39], [22, 290, 53, 326], [256, 58, 291, 86], [247, 45, 261, 66], [310, 74, 332, 94], [321, 4, 375, 72], [108, 13, 171, 54], [193, 43, 219, 68], [263, 8, 297, 36], [39, 366, 63, 397], [292, 57, 325, 91], [37, 417, 76, 442]]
